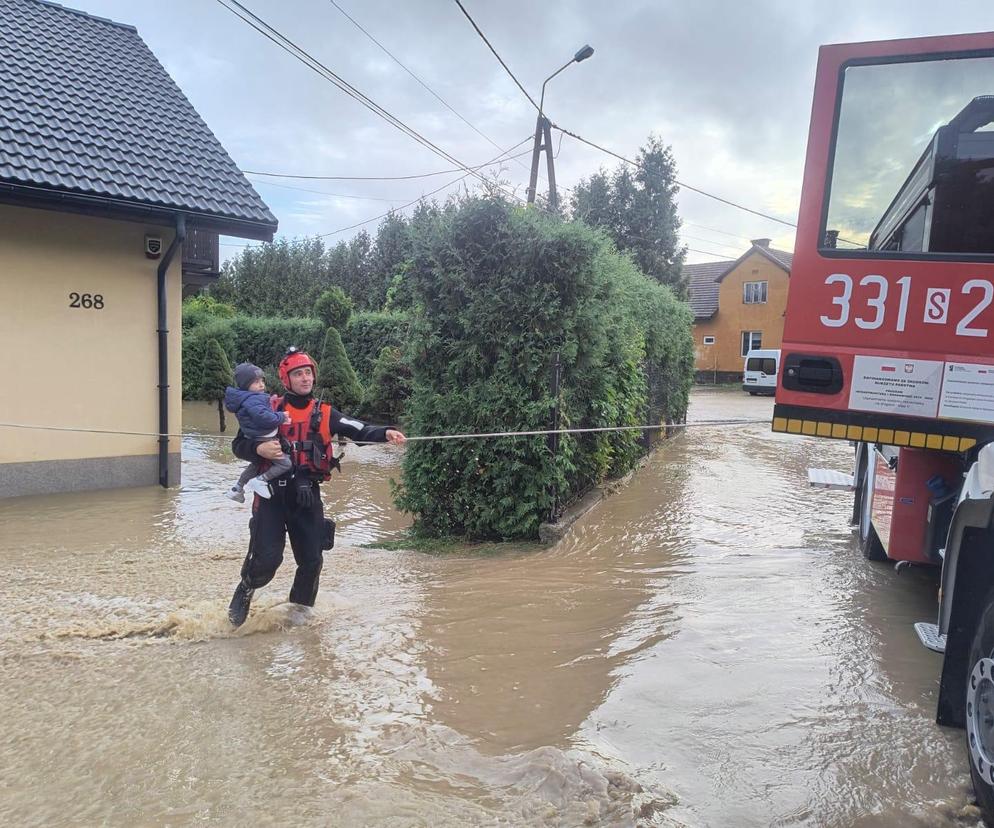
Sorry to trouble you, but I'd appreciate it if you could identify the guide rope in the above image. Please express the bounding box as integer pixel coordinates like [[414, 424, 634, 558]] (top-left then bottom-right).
[[0, 418, 770, 444]]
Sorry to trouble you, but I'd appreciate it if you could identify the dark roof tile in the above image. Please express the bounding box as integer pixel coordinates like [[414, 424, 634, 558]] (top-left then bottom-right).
[[0, 0, 277, 238], [684, 259, 733, 320]]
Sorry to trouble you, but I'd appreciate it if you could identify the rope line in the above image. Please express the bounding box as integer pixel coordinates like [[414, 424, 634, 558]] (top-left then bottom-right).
[[0, 418, 769, 443]]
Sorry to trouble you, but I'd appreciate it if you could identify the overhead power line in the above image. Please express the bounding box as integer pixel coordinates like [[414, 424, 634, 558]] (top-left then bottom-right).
[[245, 152, 527, 182], [686, 246, 735, 259], [554, 124, 798, 229], [328, 0, 533, 178], [446, 2, 806, 240], [214, 0, 523, 203], [247, 178, 405, 202], [452, 0, 539, 111], [222, 138, 531, 250], [683, 222, 759, 243], [680, 233, 742, 253], [246, 147, 534, 201]]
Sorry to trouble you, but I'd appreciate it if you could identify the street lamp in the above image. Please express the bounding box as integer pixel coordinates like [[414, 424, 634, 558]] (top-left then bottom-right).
[[527, 44, 594, 209]]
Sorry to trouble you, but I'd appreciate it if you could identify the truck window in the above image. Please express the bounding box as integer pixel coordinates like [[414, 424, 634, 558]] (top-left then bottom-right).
[[822, 55, 994, 257]]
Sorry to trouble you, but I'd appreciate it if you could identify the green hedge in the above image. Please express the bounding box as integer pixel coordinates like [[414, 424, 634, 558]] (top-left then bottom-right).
[[182, 310, 324, 399], [393, 195, 694, 540], [342, 310, 410, 386]]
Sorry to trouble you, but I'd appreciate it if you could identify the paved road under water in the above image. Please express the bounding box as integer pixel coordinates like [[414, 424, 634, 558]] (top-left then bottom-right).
[[0, 389, 984, 826]]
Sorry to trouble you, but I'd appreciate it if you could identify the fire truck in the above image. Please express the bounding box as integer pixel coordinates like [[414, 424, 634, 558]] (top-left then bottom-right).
[[775, 31, 994, 819]]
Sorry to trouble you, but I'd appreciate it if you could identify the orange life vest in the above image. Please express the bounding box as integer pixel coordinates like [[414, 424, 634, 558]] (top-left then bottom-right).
[[276, 396, 339, 480]]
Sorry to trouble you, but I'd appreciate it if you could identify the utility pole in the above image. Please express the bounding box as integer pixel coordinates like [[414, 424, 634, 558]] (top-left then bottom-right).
[[527, 116, 557, 210], [527, 44, 593, 210]]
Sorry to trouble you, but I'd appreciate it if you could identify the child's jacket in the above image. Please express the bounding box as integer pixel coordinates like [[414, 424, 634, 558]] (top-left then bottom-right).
[[224, 387, 284, 438]]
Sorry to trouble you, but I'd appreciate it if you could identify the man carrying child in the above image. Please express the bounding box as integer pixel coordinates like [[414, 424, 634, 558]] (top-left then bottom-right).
[[226, 347, 406, 626]]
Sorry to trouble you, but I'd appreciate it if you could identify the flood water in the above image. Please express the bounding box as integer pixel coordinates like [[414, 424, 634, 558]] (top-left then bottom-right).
[[0, 389, 982, 826]]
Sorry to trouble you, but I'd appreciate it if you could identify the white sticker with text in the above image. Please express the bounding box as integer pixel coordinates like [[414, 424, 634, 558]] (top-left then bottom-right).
[[848, 355, 943, 418]]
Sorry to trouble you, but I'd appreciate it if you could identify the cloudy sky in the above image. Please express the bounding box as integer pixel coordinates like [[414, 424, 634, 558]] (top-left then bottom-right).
[[67, 0, 994, 263]]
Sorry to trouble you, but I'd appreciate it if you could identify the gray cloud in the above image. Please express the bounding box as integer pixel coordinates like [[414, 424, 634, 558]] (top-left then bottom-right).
[[68, 0, 994, 261]]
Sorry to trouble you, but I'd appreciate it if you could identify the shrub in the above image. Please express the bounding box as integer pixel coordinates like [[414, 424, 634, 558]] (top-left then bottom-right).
[[313, 286, 353, 330], [201, 338, 232, 400], [363, 346, 412, 422], [343, 311, 410, 385], [315, 326, 362, 411], [393, 194, 694, 540], [182, 314, 324, 398]]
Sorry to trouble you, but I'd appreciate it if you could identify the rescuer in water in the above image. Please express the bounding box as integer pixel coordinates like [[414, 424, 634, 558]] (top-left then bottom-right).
[[227, 346, 406, 626]]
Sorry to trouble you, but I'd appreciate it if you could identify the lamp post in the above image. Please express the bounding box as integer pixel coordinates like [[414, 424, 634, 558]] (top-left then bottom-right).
[[526, 44, 594, 210]]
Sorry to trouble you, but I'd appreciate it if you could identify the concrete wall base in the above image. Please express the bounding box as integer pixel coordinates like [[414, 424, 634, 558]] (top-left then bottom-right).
[[694, 371, 743, 384], [0, 453, 181, 499]]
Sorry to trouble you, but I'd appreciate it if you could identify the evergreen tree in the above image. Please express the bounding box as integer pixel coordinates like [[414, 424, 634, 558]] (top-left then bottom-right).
[[364, 346, 411, 421], [571, 134, 687, 295], [313, 286, 353, 330], [210, 237, 325, 316], [201, 337, 233, 432], [371, 212, 411, 307], [315, 326, 362, 411]]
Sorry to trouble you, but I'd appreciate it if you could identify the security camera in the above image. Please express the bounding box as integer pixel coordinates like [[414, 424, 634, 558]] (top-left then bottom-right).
[[145, 235, 163, 258]]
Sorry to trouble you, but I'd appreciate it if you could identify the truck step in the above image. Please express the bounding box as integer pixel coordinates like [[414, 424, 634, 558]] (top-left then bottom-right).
[[808, 468, 855, 490], [914, 622, 946, 653]]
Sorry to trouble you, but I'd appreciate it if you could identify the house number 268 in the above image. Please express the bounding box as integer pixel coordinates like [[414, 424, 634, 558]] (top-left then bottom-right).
[[69, 292, 104, 309]]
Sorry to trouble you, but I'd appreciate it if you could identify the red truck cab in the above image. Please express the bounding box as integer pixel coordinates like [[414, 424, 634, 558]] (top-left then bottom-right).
[[775, 31, 994, 820]]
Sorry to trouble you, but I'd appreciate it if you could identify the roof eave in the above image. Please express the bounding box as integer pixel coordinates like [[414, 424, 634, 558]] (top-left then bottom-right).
[[715, 246, 790, 282], [0, 181, 277, 241]]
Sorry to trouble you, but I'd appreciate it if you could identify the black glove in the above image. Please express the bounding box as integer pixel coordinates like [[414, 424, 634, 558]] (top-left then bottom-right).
[[294, 475, 314, 509]]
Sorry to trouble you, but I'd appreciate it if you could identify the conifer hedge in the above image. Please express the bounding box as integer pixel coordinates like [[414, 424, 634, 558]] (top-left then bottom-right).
[[394, 195, 694, 540], [182, 307, 324, 398], [342, 310, 410, 385]]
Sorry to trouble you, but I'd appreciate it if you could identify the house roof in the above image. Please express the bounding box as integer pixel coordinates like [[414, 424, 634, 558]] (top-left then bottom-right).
[[0, 0, 277, 240], [763, 246, 794, 270], [683, 242, 793, 320], [685, 259, 734, 320]]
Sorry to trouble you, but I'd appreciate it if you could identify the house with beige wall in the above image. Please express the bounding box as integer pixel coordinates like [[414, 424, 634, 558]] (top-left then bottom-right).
[[0, 0, 277, 498], [685, 239, 792, 383]]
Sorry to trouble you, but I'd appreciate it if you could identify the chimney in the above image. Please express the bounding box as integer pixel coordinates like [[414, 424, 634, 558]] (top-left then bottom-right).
[[751, 238, 772, 249]]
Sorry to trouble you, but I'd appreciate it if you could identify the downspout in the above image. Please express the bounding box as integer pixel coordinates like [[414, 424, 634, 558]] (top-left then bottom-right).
[[157, 215, 186, 487]]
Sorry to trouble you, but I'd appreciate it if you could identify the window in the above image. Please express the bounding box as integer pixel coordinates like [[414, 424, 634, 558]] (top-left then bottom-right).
[[702, 335, 716, 345], [741, 331, 762, 356], [822, 54, 994, 256], [746, 357, 777, 374], [743, 281, 768, 304]]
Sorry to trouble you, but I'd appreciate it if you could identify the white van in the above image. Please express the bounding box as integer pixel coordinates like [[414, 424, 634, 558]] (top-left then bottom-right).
[[743, 349, 780, 395]]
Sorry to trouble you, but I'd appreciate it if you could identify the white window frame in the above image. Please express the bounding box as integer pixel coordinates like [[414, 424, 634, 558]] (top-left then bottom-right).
[[702, 335, 716, 345], [741, 331, 762, 356], [743, 280, 768, 304]]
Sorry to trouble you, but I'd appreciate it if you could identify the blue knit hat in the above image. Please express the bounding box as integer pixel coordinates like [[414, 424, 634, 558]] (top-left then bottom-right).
[[234, 362, 265, 391]]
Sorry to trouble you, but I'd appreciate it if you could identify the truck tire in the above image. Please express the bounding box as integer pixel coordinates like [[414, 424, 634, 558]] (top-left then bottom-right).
[[966, 592, 994, 823], [856, 454, 887, 562]]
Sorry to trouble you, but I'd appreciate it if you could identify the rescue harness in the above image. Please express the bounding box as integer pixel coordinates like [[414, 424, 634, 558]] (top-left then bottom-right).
[[276, 395, 342, 481]]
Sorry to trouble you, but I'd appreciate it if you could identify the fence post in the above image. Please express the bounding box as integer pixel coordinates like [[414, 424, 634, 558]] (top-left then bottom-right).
[[548, 352, 562, 522]]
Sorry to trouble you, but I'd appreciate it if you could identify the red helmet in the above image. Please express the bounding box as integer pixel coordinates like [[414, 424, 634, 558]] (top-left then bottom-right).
[[278, 347, 318, 389]]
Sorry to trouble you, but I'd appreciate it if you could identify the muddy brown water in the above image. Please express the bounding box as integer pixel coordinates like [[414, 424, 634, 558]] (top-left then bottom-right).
[[0, 389, 983, 826]]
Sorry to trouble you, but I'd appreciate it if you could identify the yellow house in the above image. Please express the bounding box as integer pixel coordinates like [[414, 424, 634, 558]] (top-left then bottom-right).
[[0, 0, 277, 498], [685, 239, 792, 382]]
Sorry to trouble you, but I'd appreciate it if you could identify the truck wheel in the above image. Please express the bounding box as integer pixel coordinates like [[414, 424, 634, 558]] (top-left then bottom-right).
[[966, 593, 994, 822], [857, 454, 887, 562]]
